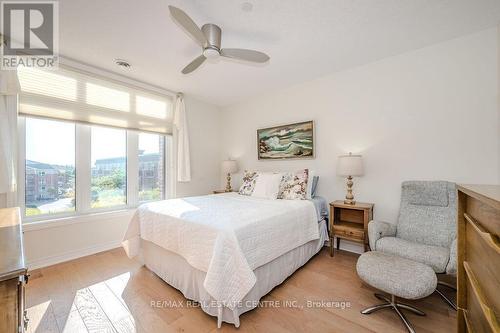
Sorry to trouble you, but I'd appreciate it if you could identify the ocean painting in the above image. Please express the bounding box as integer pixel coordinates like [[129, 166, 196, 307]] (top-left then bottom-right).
[[257, 121, 314, 160]]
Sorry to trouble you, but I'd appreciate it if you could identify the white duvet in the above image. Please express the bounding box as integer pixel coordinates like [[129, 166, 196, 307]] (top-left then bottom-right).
[[122, 192, 319, 309]]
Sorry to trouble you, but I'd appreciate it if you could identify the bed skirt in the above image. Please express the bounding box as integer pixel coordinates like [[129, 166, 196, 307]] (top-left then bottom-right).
[[139, 220, 328, 327]]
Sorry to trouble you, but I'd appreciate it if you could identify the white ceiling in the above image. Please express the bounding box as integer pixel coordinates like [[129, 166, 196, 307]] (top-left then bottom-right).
[[59, 0, 500, 107]]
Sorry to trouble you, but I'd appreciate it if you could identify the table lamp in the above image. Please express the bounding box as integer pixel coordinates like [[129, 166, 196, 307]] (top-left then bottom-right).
[[337, 153, 364, 205], [222, 159, 239, 192]]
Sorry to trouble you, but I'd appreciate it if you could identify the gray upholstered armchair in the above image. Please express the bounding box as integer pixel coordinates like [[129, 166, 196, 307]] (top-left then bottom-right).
[[368, 181, 457, 308]]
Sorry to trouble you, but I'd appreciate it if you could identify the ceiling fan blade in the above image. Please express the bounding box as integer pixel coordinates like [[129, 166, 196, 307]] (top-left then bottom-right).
[[220, 48, 270, 63], [168, 6, 207, 47], [181, 55, 206, 74]]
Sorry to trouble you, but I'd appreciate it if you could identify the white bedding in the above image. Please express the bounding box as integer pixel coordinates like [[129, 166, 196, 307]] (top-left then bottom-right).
[[122, 192, 319, 310], [141, 221, 328, 327]]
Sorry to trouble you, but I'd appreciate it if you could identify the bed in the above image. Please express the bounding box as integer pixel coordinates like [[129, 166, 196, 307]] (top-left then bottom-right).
[[122, 192, 328, 327]]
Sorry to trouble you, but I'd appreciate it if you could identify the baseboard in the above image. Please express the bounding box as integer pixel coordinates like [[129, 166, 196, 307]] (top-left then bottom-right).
[[27, 239, 122, 270], [338, 241, 364, 254], [327, 237, 364, 254]]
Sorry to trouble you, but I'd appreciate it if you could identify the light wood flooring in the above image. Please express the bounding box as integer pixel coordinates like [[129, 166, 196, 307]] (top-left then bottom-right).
[[26, 247, 456, 333]]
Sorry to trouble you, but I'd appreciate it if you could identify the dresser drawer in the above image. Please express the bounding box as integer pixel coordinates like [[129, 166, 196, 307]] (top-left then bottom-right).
[[466, 196, 500, 236], [458, 185, 500, 333], [464, 214, 500, 322], [464, 263, 498, 333], [333, 225, 364, 240]]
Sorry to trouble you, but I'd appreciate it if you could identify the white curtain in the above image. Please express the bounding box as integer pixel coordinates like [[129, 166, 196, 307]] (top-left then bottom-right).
[[173, 93, 191, 182], [0, 70, 20, 208]]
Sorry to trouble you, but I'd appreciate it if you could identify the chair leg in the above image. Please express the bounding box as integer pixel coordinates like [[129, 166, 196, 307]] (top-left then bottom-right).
[[435, 287, 457, 311], [438, 280, 457, 290], [361, 293, 424, 333]]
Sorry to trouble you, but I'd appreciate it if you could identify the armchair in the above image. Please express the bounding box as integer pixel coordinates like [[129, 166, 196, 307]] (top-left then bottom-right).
[[367, 181, 457, 309]]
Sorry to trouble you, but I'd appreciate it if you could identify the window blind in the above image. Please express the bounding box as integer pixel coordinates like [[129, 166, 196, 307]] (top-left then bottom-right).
[[17, 65, 174, 134]]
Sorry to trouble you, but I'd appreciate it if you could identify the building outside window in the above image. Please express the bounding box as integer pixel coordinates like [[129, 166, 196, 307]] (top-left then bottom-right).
[[91, 127, 127, 208], [25, 118, 76, 217], [138, 133, 165, 202]]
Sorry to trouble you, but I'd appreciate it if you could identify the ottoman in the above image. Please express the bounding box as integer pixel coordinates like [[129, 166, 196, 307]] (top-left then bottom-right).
[[356, 251, 437, 333]]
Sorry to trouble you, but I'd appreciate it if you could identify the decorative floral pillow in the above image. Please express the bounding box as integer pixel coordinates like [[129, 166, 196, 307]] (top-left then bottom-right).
[[277, 169, 309, 200], [239, 170, 258, 195]]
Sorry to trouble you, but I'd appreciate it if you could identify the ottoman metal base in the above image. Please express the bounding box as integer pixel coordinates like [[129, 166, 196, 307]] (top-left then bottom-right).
[[361, 293, 425, 333]]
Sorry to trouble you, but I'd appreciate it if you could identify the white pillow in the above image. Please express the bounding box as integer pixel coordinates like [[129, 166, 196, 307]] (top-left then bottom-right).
[[251, 173, 283, 199]]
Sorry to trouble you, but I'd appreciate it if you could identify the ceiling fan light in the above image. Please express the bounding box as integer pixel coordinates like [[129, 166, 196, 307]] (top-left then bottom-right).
[[203, 47, 220, 59]]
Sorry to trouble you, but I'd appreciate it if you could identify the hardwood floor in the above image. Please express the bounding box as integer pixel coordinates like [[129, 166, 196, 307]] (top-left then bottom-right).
[[25, 247, 456, 333]]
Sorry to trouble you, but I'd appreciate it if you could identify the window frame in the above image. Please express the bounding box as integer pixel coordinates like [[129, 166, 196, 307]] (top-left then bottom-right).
[[18, 116, 172, 223]]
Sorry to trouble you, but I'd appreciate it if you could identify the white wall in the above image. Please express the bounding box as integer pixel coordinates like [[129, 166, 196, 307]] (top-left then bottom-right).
[[23, 96, 222, 269], [23, 210, 135, 269], [175, 97, 223, 197], [221, 28, 500, 250]]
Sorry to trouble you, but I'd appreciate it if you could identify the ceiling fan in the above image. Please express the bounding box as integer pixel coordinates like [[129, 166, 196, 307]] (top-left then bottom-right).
[[168, 6, 270, 74]]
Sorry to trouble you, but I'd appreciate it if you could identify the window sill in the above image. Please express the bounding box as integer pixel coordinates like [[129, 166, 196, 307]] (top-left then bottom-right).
[[22, 209, 136, 232]]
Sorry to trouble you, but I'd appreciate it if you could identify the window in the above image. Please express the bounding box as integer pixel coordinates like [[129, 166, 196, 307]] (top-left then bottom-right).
[[18, 67, 77, 101], [25, 118, 75, 217], [138, 133, 165, 202], [18, 64, 173, 222], [91, 127, 127, 208], [21, 117, 169, 221], [86, 83, 130, 112]]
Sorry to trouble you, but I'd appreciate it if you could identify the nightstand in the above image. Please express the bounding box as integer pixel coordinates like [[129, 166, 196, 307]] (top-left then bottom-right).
[[329, 200, 374, 256]]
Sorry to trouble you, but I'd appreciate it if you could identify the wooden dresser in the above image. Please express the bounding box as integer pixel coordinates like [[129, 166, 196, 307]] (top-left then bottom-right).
[[457, 185, 499, 333], [0, 207, 29, 333]]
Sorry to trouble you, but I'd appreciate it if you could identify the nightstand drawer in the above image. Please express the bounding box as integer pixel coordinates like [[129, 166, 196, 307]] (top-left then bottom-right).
[[333, 226, 365, 240]]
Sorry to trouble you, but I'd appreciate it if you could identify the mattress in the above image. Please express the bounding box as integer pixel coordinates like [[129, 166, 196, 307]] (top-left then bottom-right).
[[140, 220, 329, 327]]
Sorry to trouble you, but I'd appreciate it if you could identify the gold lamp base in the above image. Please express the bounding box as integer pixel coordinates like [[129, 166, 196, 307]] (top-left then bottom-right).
[[344, 175, 356, 205], [225, 173, 232, 192]]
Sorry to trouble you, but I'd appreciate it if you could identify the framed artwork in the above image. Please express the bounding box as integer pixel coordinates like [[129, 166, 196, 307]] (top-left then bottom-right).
[[257, 120, 314, 160]]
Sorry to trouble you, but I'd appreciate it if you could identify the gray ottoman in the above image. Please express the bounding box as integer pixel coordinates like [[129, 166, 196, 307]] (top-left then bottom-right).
[[356, 251, 437, 333]]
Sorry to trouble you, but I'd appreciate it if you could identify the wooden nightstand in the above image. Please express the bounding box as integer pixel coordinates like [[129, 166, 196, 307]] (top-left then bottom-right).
[[329, 200, 374, 256]]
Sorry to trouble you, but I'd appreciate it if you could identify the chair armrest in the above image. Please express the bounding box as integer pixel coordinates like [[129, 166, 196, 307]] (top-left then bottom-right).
[[446, 238, 457, 275], [368, 220, 397, 251]]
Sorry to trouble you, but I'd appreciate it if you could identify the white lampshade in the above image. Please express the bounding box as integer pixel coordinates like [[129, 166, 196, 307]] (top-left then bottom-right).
[[222, 160, 239, 174], [337, 153, 364, 177]]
